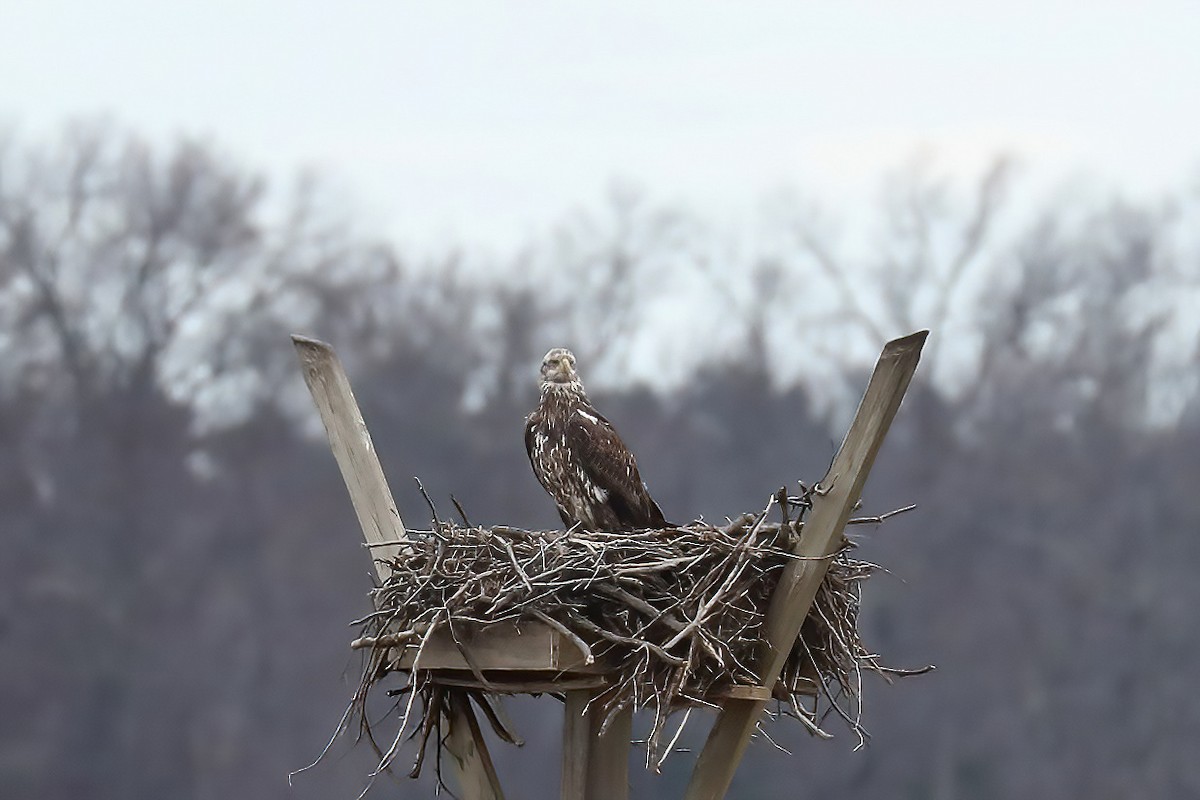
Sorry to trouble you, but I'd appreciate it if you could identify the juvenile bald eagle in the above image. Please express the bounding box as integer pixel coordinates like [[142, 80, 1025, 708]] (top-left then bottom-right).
[[525, 348, 667, 531]]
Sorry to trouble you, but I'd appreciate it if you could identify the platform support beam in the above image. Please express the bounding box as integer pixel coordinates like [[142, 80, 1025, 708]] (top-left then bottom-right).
[[562, 689, 632, 800], [683, 330, 928, 800], [293, 334, 503, 800]]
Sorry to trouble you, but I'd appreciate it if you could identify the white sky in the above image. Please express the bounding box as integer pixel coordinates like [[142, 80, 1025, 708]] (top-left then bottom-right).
[[2, 1, 1198, 254]]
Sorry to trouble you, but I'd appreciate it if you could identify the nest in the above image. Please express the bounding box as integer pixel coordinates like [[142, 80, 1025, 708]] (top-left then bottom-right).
[[341, 487, 928, 784]]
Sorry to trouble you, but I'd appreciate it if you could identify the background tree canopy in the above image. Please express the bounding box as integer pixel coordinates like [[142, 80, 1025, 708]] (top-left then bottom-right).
[[2, 123, 1199, 799]]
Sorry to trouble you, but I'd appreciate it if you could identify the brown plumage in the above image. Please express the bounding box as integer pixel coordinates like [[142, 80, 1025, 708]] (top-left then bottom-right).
[[524, 348, 667, 531]]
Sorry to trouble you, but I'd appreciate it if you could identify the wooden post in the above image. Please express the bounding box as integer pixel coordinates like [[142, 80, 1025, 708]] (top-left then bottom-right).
[[586, 703, 632, 799], [682, 330, 928, 800], [561, 690, 591, 800], [292, 334, 503, 800], [292, 335, 405, 579], [562, 690, 632, 800], [446, 692, 507, 800]]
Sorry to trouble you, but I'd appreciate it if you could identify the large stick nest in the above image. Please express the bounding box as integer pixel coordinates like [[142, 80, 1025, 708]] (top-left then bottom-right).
[[342, 485, 929, 784]]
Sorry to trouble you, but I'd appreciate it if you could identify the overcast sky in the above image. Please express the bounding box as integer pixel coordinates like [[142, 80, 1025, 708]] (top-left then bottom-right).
[[2, 1, 1198, 253]]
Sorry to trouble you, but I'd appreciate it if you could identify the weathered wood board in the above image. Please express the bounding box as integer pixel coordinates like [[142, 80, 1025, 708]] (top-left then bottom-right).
[[682, 330, 928, 800], [292, 335, 406, 580], [391, 618, 602, 672]]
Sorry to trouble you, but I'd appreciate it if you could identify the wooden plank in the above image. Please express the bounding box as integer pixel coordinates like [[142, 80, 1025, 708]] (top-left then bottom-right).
[[422, 671, 611, 694], [391, 618, 601, 672], [417, 674, 788, 702], [682, 330, 928, 800], [445, 691, 506, 800], [292, 334, 501, 799], [561, 690, 632, 800], [291, 334, 406, 581], [715, 685, 773, 702], [585, 702, 632, 800], [561, 690, 591, 800]]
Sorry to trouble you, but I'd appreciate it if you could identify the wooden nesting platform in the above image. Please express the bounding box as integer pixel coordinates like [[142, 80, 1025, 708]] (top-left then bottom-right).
[[382, 619, 802, 701], [293, 330, 927, 800]]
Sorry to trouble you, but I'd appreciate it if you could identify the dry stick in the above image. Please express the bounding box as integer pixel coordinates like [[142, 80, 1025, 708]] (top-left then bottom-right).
[[599, 584, 723, 663], [782, 693, 834, 740], [368, 613, 445, 783], [444, 615, 499, 692], [289, 698, 356, 785], [532, 609, 595, 666], [349, 607, 405, 625], [649, 659, 693, 761], [362, 692, 407, 767], [611, 554, 702, 576], [450, 495, 472, 527], [775, 487, 791, 537], [846, 504, 917, 525], [877, 664, 936, 677], [414, 477, 449, 542], [798, 627, 865, 744], [499, 537, 534, 593], [663, 549, 757, 651], [472, 692, 524, 747], [409, 683, 444, 778], [806, 606, 864, 743], [662, 499, 776, 651], [350, 629, 422, 650]]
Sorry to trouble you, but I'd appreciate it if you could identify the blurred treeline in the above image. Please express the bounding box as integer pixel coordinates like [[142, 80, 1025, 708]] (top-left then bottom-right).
[[2, 122, 1199, 799]]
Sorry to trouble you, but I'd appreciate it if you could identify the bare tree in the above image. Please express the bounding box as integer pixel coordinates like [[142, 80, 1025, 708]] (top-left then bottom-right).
[[0, 122, 408, 799], [5, 123, 1200, 800]]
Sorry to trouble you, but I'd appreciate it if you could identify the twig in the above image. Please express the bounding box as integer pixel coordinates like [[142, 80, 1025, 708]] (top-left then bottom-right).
[[450, 494, 472, 527], [847, 504, 917, 525], [532, 609, 595, 666]]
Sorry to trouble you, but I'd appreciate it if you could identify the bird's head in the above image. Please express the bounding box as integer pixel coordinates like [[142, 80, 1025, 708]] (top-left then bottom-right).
[[539, 347, 580, 389]]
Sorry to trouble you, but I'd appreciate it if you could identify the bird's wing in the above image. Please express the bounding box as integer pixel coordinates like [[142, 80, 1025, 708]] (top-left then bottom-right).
[[523, 415, 537, 466], [566, 405, 665, 527], [524, 414, 552, 493]]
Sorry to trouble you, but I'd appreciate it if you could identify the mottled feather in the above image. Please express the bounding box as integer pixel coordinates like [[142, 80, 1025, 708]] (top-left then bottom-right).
[[525, 348, 667, 531]]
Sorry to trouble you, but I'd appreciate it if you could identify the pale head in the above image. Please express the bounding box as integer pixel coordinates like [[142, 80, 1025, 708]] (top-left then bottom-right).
[[539, 347, 580, 389]]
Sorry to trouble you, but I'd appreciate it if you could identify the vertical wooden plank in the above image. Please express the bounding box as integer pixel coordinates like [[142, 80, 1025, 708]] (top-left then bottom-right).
[[445, 692, 506, 800], [292, 335, 502, 798], [291, 334, 406, 580], [585, 703, 631, 800], [561, 690, 591, 800], [683, 330, 928, 800], [562, 691, 631, 800]]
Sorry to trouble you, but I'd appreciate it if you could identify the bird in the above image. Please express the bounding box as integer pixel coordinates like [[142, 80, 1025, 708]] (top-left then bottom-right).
[[524, 347, 668, 531]]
